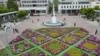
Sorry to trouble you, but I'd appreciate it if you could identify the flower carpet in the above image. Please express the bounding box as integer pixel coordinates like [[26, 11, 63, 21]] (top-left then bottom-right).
[[0, 27, 100, 56]]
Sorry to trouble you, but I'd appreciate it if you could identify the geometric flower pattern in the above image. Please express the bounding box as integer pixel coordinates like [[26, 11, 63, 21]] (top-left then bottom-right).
[[0, 27, 99, 56]]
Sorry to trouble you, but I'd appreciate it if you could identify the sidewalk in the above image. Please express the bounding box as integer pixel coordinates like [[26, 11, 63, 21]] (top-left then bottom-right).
[[0, 15, 100, 49]]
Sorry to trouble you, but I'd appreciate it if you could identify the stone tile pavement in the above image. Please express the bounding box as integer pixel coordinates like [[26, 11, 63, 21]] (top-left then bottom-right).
[[0, 14, 100, 49]]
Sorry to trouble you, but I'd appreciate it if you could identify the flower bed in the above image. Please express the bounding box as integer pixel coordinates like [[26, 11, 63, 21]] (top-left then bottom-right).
[[42, 40, 68, 54], [0, 48, 9, 56], [60, 27, 78, 33], [20, 48, 48, 56], [88, 35, 100, 43], [58, 34, 79, 45], [77, 40, 100, 55], [62, 47, 89, 56], [29, 35, 51, 45], [0, 27, 99, 56], [71, 28, 88, 38], [10, 40, 33, 55], [22, 29, 39, 38], [47, 30, 63, 38], [9, 36, 23, 44], [36, 28, 50, 34]]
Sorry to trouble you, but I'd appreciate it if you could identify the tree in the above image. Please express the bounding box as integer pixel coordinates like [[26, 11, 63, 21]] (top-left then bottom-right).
[[8, 8, 15, 12], [7, 0, 18, 11], [80, 8, 95, 20], [53, 0, 58, 12], [80, 8, 87, 15], [17, 10, 28, 18], [0, 6, 8, 13], [48, 1, 52, 13], [85, 8, 95, 19], [93, 6, 100, 10]]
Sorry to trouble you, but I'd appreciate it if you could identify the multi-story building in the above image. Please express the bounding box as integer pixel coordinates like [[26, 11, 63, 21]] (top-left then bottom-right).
[[18, 0, 49, 15], [0, 0, 7, 7], [58, 0, 100, 14], [91, 0, 100, 8]]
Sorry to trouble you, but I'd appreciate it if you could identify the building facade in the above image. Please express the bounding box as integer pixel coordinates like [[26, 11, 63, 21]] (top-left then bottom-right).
[[0, 0, 7, 7], [18, 0, 49, 15], [0, 11, 17, 23], [58, 0, 100, 15]]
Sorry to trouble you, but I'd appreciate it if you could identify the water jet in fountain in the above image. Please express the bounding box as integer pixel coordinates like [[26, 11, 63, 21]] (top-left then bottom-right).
[[43, 4, 65, 26]]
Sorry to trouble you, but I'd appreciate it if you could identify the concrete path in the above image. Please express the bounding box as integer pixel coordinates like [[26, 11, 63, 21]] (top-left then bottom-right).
[[0, 14, 100, 49]]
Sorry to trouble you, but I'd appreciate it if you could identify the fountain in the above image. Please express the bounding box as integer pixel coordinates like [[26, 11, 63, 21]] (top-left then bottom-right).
[[43, 4, 65, 26]]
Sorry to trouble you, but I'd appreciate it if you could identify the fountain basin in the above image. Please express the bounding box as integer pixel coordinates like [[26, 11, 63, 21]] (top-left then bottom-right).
[[43, 21, 65, 26]]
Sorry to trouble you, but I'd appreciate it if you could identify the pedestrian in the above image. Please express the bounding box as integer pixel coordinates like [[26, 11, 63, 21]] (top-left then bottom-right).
[[63, 18, 65, 21], [74, 23, 76, 27], [37, 18, 39, 21], [13, 28, 15, 33], [15, 28, 19, 33], [95, 29, 98, 35], [32, 20, 34, 23]]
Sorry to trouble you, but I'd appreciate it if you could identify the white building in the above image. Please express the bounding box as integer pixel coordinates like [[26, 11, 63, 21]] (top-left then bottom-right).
[[18, 0, 49, 15], [91, 0, 100, 8], [0, 0, 7, 7], [58, 0, 100, 14]]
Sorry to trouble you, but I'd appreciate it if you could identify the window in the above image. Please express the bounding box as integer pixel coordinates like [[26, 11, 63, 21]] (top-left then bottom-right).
[[73, 6, 74, 8], [76, 6, 77, 8], [78, 6, 80, 8], [87, 6, 88, 8], [79, 2, 89, 4], [81, 6, 83, 8], [42, 10, 46, 13], [84, 6, 85, 8], [64, 6, 66, 8], [60, 2, 72, 4], [70, 6, 71, 8], [76, 2, 77, 4], [67, 6, 68, 8], [61, 6, 63, 8]]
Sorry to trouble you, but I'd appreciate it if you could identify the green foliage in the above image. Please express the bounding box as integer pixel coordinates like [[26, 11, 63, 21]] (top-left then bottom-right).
[[10, 18, 19, 22], [80, 8, 95, 19], [53, 0, 58, 12], [85, 8, 95, 19], [93, 6, 100, 10], [17, 10, 28, 18], [0, 5, 15, 14], [0, 6, 8, 13], [7, 0, 18, 11], [8, 8, 15, 12], [48, 2, 52, 13], [80, 8, 87, 15]]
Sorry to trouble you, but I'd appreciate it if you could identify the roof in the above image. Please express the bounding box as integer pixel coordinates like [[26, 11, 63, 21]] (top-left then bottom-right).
[[59, 0, 92, 2], [0, 11, 17, 16]]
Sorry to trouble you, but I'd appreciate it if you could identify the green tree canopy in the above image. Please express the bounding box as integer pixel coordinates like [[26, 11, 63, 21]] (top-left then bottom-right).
[[7, 0, 18, 11], [93, 6, 100, 10], [17, 10, 28, 18], [48, 1, 52, 13], [0, 6, 8, 13], [80, 8, 87, 15], [80, 8, 95, 19], [53, 0, 58, 12]]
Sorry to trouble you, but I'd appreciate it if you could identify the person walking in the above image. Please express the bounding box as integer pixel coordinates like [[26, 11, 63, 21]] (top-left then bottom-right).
[[15, 28, 19, 33], [32, 20, 34, 23], [74, 23, 76, 27], [63, 18, 65, 21], [95, 29, 98, 35], [37, 18, 39, 21], [13, 28, 15, 33]]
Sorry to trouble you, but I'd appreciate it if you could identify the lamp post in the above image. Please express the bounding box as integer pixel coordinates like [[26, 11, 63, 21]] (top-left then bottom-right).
[[4, 27, 13, 56]]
